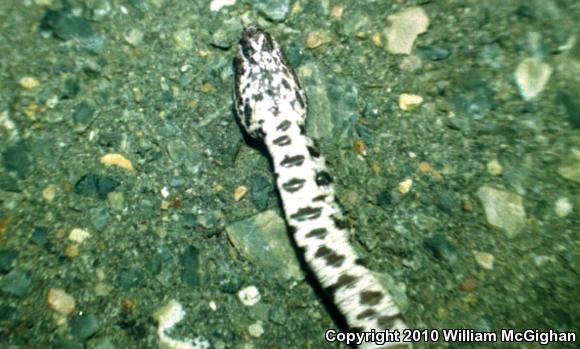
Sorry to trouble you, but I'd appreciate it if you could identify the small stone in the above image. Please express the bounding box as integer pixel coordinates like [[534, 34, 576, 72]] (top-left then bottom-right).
[[331, 5, 343, 19], [238, 285, 261, 306], [353, 139, 367, 156], [3, 141, 33, 179], [19, 76, 40, 89], [415, 45, 451, 61], [398, 179, 413, 194], [74, 174, 120, 199], [173, 29, 193, 51], [474, 252, 495, 270], [90, 207, 110, 232], [486, 159, 503, 176], [69, 228, 90, 243], [180, 246, 202, 286], [515, 57, 552, 100], [100, 153, 133, 171], [248, 321, 264, 338], [254, 0, 290, 22], [0, 269, 32, 296], [554, 197, 572, 218], [458, 277, 477, 292], [73, 102, 96, 132], [47, 288, 76, 315], [123, 29, 143, 46], [211, 18, 243, 49], [107, 192, 125, 212], [399, 93, 423, 111], [70, 314, 100, 340], [66, 244, 80, 257], [385, 7, 429, 55], [210, 0, 236, 12], [477, 186, 526, 238], [87, 337, 116, 349], [233, 186, 248, 201], [42, 184, 57, 202], [423, 234, 458, 265], [371, 32, 382, 46], [31, 227, 50, 246], [0, 249, 18, 272], [306, 31, 332, 49]]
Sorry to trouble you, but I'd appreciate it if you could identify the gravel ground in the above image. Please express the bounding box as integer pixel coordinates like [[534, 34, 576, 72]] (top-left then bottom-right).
[[0, 1, 578, 349]]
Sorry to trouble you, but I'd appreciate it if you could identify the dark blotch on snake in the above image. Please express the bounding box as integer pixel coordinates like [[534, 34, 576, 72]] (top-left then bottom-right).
[[360, 290, 383, 305], [280, 154, 305, 168], [282, 178, 305, 193], [290, 206, 322, 221], [277, 120, 291, 131], [273, 135, 291, 146], [306, 228, 327, 239]]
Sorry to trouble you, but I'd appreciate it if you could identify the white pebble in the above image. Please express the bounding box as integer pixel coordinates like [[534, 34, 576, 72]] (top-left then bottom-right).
[[47, 288, 76, 315], [210, 0, 236, 12], [486, 159, 503, 176], [248, 321, 264, 338], [515, 57, 552, 100], [68, 228, 90, 243], [554, 197, 572, 218], [399, 93, 423, 111], [398, 179, 413, 194], [237, 285, 261, 306], [474, 252, 495, 270], [385, 7, 429, 55]]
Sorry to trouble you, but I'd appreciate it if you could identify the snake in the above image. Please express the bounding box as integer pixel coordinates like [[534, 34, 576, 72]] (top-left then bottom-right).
[[233, 26, 409, 348]]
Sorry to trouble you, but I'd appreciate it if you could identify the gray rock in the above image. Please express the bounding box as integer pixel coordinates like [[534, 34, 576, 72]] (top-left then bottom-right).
[[3, 141, 33, 179], [477, 186, 526, 238], [0, 269, 32, 297], [211, 18, 243, 49], [299, 63, 358, 146], [255, 0, 291, 22], [90, 207, 110, 232], [0, 249, 18, 272], [226, 210, 303, 281], [70, 314, 100, 340]]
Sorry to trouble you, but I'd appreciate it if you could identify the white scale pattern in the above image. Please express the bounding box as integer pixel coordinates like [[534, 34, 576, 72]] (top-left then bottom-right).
[[233, 26, 410, 348]]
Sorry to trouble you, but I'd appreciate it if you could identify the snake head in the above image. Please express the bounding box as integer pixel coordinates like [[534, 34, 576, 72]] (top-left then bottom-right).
[[233, 26, 307, 140]]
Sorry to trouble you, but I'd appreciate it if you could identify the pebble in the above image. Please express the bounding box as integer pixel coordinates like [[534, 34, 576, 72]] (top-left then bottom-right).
[[554, 197, 572, 218], [306, 31, 332, 49], [254, 0, 290, 22], [474, 252, 495, 270], [47, 288, 76, 315], [398, 179, 413, 194], [249, 175, 272, 210], [100, 153, 133, 171], [0, 249, 18, 272], [74, 174, 120, 200], [399, 93, 423, 111], [73, 102, 96, 133], [42, 184, 57, 202], [238, 285, 261, 306], [173, 29, 193, 51], [486, 159, 503, 176], [557, 91, 580, 129], [477, 186, 526, 238], [423, 234, 458, 265], [19, 76, 40, 89], [70, 314, 100, 340], [210, 0, 236, 12], [458, 277, 477, 292], [248, 321, 264, 338], [225, 210, 303, 281], [415, 45, 451, 61], [69, 228, 91, 243], [515, 57, 552, 100], [3, 141, 33, 179], [123, 29, 144, 46], [233, 186, 248, 201], [0, 269, 32, 296], [384, 7, 429, 54], [107, 192, 125, 212], [31, 226, 50, 246], [211, 18, 243, 49]]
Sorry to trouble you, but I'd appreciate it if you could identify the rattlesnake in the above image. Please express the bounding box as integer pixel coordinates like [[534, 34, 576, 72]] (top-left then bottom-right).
[[233, 26, 409, 348]]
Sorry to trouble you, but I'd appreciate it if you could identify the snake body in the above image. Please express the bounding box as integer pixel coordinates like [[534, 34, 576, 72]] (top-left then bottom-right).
[[233, 27, 409, 348]]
